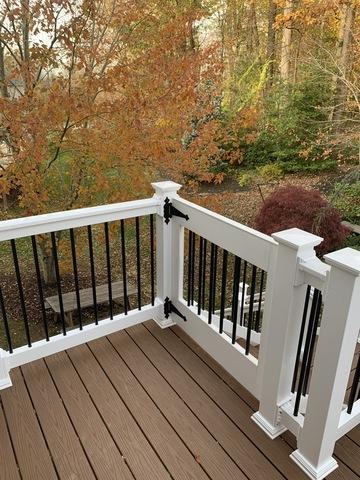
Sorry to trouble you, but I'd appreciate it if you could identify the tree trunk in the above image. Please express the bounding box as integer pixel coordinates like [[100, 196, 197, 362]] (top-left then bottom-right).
[[0, 38, 9, 99], [21, 0, 31, 94], [0, 19, 10, 210], [247, 1, 260, 55], [37, 234, 60, 287], [332, 1, 356, 124], [266, 0, 277, 88], [279, 0, 293, 82]]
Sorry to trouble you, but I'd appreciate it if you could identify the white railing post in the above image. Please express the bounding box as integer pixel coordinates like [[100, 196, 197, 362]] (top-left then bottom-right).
[[0, 348, 11, 389], [151, 181, 183, 328], [290, 248, 360, 480], [252, 228, 323, 438]]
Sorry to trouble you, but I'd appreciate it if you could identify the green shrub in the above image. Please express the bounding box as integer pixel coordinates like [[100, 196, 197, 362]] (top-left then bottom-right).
[[331, 170, 360, 224], [244, 79, 334, 169], [279, 159, 337, 174], [237, 172, 254, 187], [344, 233, 360, 251], [256, 163, 284, 181]]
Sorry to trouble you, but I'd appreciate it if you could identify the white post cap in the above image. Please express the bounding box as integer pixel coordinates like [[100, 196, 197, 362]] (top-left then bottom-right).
[[272, 228, 323, 250], [151, 181, 182, 197], [324, 247, 360, 276]]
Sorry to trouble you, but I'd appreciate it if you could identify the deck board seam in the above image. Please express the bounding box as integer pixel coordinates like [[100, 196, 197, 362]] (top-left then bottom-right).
[[105, 335, 213, 480], [169, 326, 360, 479], [0, 397, 22, 480], [345, 433, 360, 449], [63, 350, 137, 480], [42, 358, 99, 480], [346, 434, 360, 448], [143, 323, 288, 480], [19, 367, 60, 480], [84, 342, 174, 480], [124, 328, 253, 480]]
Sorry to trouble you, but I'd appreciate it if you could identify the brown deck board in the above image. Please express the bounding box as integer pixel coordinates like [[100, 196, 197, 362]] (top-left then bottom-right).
[[171, 325, 360, 480], [67, 342, 171, 480], [0, 400, 20, 480], [109, 329, 247, 480], [1, 368, 57, 480], [45, 351, 134, 480], [146, 321, 307, 480], [0, 320, 359, 480], [335, 436, 360, 476], [130, 323, 284, 480], [347, 425, 360, 447], [21, 359, 96, 480], [89, 336, 208, 480]]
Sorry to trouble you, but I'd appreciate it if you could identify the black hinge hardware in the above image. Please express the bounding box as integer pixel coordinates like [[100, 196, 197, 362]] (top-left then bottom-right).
[[164, 297, 187, 321], [164, 197, 189, 225]]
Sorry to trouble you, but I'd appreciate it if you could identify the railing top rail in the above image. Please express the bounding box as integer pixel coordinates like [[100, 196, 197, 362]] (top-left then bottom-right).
[[0, 197, 159, 241], [174, 196, 277, 246], [171, 196, 277, 271]]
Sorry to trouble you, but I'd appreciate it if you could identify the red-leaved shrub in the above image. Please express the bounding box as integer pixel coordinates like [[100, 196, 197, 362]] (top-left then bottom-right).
[[254, 186, 349, 256]]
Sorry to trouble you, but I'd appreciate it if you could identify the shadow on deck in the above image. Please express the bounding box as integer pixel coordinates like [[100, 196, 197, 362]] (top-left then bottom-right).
[[0, 321, 359, 480]]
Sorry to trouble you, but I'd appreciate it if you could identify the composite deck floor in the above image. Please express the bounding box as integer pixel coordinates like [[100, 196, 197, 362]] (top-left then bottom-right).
[[0, 320, 359, 480]]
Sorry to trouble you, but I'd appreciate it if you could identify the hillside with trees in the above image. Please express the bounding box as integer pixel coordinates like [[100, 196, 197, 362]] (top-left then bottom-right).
[[0, 0, 359, 225]]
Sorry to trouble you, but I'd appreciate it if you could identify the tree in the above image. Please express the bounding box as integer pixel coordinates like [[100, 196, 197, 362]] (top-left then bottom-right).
[[0, 0, 222, 284], [266, 0, 277, 88], [279, 0, 293, 82], [332, 1, 356, 123]]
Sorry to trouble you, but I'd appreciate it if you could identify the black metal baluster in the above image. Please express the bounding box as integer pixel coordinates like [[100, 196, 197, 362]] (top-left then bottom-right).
[[190, 232, 196, 306], [239, 261, 248, 327], [87, 226, 98, 325], [291, 285, 311, 393], [219, 249, 228, 334], [231, 256, 241, 344], [347, 355, 360, 414], [120, 219, 128, 315], [212, 245, 218, 313], [31, 236, 49, 341], [293, 288, 321, 416], [11, 239, 31, 346], [0, 284, 12, 353], [197, 237, 204, 315], [254, 270, 265, 332], [245, 266, 257, 355], [70, 228, 83, 330], [201, 239, 207, 310], [187, 231, 193, 306], [150, 214, 155, 306], [135, 217, 142, 310], [104, 223, 113, 320], [208, 243, 216, 325], [303, 290, 322, 395], [50, 232, 66, 335]]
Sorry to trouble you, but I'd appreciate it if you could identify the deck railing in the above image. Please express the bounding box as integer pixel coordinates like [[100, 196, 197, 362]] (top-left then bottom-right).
[[0, 180, 359, 480]]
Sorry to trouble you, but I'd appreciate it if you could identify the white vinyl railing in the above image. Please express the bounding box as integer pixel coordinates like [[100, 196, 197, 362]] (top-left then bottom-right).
[[0, 180, 359, 480]]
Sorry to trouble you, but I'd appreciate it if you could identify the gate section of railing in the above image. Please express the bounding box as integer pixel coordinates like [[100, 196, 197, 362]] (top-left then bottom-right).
[[151, 181, 278, 398], [0, 196, 161, 388]]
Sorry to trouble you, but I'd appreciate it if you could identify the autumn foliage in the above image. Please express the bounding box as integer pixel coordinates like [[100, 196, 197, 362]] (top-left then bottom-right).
[[254, 186, 349, 256], [0, 0, 223, 216]]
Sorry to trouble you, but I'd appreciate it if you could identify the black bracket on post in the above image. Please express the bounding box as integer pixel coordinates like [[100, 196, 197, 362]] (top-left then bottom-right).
[[164, 297, 187, 322], [164, 197, 189, 225]]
